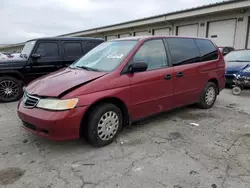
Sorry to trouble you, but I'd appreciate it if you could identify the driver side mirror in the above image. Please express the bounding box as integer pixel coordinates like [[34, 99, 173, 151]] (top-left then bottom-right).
[[128, 62, 148, 73], [223, 52, 228, 56], [31, 53, 41, 59], [222, 49, 229, 56]]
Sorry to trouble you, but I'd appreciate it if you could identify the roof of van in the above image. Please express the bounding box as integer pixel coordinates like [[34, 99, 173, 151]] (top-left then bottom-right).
[[112, 36, 210, 41], [27, 37, 104, 42]]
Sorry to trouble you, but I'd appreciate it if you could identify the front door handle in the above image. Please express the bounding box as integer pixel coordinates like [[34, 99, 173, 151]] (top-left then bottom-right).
[[176, 72, 184, 78], [164, 74, 172, 80]]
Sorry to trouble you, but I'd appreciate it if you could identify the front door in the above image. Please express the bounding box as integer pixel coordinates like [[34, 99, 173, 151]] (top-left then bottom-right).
[[24, 41, 63, 81], [165, 38, 200, 107], [128, 39, 174, 120]]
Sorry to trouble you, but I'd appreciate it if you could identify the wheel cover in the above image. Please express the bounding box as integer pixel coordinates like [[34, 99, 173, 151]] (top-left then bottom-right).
[[232, 87, 241, 95], [97, 111, 119, 141], [205, 86, 216, 105], [0, 80, 19, 100]]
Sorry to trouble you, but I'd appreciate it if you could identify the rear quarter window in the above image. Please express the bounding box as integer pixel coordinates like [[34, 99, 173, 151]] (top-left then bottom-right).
[[63, 42, 83, 58], [84, 40, 103, 53], [195, 39, 218, 61]]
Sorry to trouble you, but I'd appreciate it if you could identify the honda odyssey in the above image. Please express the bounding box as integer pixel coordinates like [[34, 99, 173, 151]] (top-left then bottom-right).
[[18, 36, 225, 146]]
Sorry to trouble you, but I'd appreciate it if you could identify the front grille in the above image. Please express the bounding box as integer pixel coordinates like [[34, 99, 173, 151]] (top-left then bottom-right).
[[23, 92, 40, 108], [22, 121, 36, 131]]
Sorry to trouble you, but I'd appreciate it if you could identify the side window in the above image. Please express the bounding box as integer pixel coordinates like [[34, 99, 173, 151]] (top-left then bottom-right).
[[63, 42, 83, 57], [35, 42, 59, 57], [84, 41, 103, 53], [166, 38, 199, 66], [132, 39, 168, 70], [195, 39, 218, 61]]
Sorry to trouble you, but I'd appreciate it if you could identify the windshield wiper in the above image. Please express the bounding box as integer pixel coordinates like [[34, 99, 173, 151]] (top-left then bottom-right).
[[76, 65, 100, 72]]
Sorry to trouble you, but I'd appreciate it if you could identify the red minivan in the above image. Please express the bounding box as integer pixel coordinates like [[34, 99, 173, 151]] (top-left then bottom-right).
[[18, 36, 225, 146]]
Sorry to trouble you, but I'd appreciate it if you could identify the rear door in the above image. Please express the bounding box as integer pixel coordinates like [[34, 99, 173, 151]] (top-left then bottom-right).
[[106, 35, 118, 41], [128, 39, 174, 120], [165, 38, 200, 107], [134, 30, 150, 36], [207, 19, 236, 47], [194, 39, 220, 92], [154, 28, 171, 36], [62, 41, 84, 66], [177, 24, 199, 37], [119, 33, 130, 38]]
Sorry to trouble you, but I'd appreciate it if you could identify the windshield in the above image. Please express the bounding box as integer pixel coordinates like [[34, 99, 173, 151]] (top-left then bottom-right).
[[70, 40, 138, 72], [224, 50, 250, 62], [21, 40, 36, 56], [242, 66, 250, 73]]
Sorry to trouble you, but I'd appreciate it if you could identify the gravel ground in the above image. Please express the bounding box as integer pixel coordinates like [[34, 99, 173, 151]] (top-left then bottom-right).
[[0, 89, 250, 188]]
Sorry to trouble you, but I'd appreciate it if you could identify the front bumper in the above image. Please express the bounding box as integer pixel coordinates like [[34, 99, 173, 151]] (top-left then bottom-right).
[[17, 102, 88, 140]]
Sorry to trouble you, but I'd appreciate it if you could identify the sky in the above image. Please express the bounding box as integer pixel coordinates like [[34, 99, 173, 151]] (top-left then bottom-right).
[[1, 0, 226, 44]]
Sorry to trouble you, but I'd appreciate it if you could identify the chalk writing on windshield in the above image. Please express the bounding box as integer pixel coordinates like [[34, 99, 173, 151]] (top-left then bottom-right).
[[107, 54, 124, 59]]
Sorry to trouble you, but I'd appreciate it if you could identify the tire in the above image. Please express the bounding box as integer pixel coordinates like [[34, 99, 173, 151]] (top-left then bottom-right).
[[198, 82, 217, 109], [232, 86, 242, 95], [86, 103, 123, 147], [0, 76, 23, 102]]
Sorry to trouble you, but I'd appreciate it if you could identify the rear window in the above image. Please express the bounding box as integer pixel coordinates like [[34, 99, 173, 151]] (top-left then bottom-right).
[[63, 42, 83, 57], [166, 38, 200, 66], [195, 39, 218, 61]]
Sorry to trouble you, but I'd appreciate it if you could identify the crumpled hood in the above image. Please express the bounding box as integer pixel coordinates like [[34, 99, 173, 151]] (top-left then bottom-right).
[[26, 68, 108, 97], [226, 61, 249, 73]]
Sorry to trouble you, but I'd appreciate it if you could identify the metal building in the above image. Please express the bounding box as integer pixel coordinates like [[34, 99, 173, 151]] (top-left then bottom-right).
[[1, 0, 250, 53]]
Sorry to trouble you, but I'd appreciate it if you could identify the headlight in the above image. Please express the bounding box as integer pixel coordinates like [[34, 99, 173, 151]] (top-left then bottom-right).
[[37, 98, 78, 111]]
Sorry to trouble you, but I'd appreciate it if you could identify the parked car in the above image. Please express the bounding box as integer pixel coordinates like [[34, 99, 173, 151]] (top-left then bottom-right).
[[9, 53, 22, 59], [218, 46, 235, 56], [1, 52, 14, 59], [231, 65, 250, 95], [225, 49, 250, 86], [0, 52, 8, 60], [0, 37, 104, 102], [18, 36, 225, 146]]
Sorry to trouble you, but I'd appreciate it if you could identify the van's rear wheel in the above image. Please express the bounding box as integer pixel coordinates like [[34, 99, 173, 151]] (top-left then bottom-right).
[[87, 103, 123, 147], [0, 76, 23, 102], [198, 82, 217, 109]]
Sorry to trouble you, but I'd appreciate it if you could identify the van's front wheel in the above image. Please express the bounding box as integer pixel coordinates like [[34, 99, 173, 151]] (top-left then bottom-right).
[[87, 103, 123, 147], [198, 82, 217, 109]]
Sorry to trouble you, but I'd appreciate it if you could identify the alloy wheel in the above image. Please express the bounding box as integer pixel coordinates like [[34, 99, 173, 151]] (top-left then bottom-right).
[[0, 80, 20, 100]]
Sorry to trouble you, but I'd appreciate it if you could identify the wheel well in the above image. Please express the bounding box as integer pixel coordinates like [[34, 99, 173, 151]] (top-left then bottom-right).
[[80, 97, 130, 138], [208, 78, 219, 94], [0, 73, 24, 82]]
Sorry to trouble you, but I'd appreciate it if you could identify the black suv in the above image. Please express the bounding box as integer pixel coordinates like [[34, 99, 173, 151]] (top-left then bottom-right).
[[0, 37, 104, 102]]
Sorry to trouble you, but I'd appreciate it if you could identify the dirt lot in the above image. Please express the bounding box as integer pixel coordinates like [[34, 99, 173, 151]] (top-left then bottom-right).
[[0, 89, 250, 188]]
